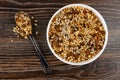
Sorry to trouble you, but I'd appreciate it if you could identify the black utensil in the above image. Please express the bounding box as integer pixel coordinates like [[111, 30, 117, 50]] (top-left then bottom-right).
[[15, 11, 53, 74]]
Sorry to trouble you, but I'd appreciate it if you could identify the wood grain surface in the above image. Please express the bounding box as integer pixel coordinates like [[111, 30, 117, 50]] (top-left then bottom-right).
[[0, 0, 120, 79]]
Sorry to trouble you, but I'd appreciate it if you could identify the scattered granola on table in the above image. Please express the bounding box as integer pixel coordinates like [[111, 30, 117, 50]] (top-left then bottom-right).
[[48, 6, 106, 63]]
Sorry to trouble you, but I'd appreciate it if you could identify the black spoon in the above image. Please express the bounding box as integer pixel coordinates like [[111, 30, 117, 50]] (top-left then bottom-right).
[[15, 11, 53, 74]]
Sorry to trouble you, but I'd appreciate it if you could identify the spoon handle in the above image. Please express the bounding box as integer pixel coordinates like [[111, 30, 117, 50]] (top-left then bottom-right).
[[29, 35, 53, 74]]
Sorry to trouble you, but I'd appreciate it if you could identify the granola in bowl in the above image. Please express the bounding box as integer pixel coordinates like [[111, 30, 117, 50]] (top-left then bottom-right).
[[47, 4, 108, 65]]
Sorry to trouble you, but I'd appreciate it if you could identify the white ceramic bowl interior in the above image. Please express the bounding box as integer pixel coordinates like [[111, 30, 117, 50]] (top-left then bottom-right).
[[46, 4, 108, 65]]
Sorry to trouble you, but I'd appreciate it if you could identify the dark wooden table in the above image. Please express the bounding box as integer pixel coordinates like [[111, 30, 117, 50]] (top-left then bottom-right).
[[0, 0, 120, 79]]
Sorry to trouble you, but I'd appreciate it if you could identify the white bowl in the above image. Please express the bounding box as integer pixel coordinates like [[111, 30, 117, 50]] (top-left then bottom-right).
[[46, 4, 108, 65]]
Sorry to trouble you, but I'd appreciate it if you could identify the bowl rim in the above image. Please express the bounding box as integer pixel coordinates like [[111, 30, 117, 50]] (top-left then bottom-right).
[[46, 4, 108, 65]]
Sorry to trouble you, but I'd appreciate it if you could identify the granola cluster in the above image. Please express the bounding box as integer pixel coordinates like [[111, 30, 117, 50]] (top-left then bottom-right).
[[13, 11, 32, 39], [48, 6, 106, 63]]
